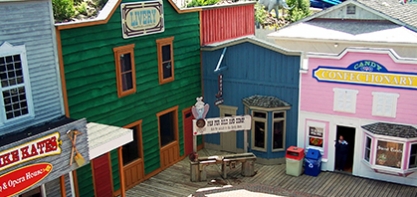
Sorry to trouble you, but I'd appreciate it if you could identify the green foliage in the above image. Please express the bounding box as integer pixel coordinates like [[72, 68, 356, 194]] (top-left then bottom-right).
[[286, 0, 311, 22], [76, 1, 88, 15], [52, 0, 76, 21], [255, 3, 268, 24], [187, 0, 219, 7]]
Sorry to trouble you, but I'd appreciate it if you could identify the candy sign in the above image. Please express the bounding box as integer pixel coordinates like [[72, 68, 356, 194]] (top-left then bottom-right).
[[0, 163, 53, 197]]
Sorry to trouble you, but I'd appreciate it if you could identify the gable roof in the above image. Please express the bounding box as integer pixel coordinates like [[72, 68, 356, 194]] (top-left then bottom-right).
[[275, 0, 417, 33], [200, 36, 302, 56]]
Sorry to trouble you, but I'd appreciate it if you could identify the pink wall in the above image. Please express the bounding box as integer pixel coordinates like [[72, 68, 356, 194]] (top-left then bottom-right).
[[301, 51, 417, 125]]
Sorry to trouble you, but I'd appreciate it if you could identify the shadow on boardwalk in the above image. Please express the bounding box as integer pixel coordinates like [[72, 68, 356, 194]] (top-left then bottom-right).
[[126, 149, 417, 197]]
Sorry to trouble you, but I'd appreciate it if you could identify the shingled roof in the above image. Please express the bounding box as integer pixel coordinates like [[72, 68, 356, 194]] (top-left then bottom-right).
[[243, 95, 290, 108], [357, 0, 417, 31], [362, 122, 417, 138]]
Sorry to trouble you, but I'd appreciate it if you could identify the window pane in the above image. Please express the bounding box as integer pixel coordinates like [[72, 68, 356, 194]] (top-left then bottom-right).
[[160, 111, 175, 147], [162, 45, 171, 62], [0, 54, 24, 88], [254, 121, 265, 149], [274, 112, 284, 118], [3, 87, 29, 119], [162, 62, 172, 79], [122, 127, 140, 165], [121, 72, 133, 91], [366, 137, 372, 148], [120, 53, 132, 72], [254, 112, 266, 118], [224, 113, 233, 117], [409, 144, 417, 168], [411, 144, 417, 154], [273, 120, 284, 149], [365, 149, 370, 162]]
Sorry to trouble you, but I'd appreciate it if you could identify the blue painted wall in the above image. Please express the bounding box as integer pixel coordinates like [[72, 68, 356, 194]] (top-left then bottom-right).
[[202, 41, 300, 158]]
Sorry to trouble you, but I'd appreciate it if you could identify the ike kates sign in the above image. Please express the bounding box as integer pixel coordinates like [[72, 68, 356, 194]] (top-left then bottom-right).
[[0, 163, 53, 197], [0, 118, 88, 196], [0, 132, 61, 172], [313, 60, 417, 89]]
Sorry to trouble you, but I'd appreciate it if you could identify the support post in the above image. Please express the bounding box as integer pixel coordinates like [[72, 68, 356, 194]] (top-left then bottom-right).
[[193, 135, 197, 153], [244, 130, 248, 153]]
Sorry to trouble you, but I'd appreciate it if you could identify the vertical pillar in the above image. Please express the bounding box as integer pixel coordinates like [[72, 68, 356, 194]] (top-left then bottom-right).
[[193, 135, 197, 153], [60, 175, 66, 197], [118, 147, 126, 197], [244, 130, 248, 153], [69, 172, 76, 197]]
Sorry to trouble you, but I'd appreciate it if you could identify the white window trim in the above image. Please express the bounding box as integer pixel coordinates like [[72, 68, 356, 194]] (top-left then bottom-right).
[[333, 88, 358, 113], [306, 121, 325, 151], [0, 42, 34, 125], [364, 135, 372, 163], [272, 111, 286, 152], [251, 111, 267, 152], [371, 92, 399, 118], [409, 143, 417, 169]]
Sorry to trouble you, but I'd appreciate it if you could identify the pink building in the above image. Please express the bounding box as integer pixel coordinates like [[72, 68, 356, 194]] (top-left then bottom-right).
[[299, 48, 417, 186]]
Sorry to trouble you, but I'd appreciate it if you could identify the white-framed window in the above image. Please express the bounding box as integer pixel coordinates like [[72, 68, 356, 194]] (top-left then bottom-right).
[[272, 111, 286, 151], [409, 143, 417, 168], [333, 88, 358, 113], [252, 111, 267, 151], [346, 5, 356, 15], [364, 136, 372, 162], [0, 42, 33, 125], [372, 92, 399, 118], [306, 121, 325, 149]]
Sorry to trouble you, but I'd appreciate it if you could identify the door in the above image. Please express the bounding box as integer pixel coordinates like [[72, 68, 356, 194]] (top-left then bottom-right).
[[158, 107, 180, 169], [219, 105, 238, 153], [335, 125, 356, 173], [122, 121, 145, 190], [183, 108, 193, 156], [92, 154, 113, 197]]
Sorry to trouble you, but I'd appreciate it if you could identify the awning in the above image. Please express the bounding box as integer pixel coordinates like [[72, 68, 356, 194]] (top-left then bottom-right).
[[361, 122, 417, 138], [87, 123, 133, 159]]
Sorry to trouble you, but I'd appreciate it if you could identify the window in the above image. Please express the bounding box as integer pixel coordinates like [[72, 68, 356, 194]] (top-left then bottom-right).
[[122, 121, 142, 165], [409, 144, 417, 168], [252, 111, 267, 151], [19, 186, 42, 197], [375, 140, 403, 168], [156, 37, 174, 84], [113, 44, 136, 98], [308, 126, 324, 148], [0, 42, 33, 124], [372, 92, 399, 118], [272, 112, 285, 150], [346, 5, 356, 15], [158, 106, 178, 147], [364, 136, 372, 162], [333, 88, 358, 113]]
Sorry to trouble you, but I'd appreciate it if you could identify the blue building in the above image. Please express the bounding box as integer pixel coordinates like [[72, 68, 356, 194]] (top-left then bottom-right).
[[201, 36, 302, 164]]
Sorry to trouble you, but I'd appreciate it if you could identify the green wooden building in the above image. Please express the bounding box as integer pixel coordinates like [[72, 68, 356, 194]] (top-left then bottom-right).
[[55, 0, 202, 196]]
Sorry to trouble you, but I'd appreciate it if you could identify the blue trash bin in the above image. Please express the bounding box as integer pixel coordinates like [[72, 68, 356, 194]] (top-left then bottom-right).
[[304, 149, 322, 177]]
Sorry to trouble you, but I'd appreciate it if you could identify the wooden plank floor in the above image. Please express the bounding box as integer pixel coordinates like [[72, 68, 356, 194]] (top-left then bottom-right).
[[126, 149, 417, 197]]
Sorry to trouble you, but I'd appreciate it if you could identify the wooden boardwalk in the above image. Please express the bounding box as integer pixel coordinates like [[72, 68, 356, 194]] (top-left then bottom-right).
[[126, 149, 417, 197]]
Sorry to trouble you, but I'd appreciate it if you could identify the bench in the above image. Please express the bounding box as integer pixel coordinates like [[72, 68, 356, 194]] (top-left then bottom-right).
[[190, 152, 256, 182]]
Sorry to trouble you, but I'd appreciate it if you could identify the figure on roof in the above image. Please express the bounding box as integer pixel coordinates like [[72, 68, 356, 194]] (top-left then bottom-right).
[[258, 0, 294, 19]]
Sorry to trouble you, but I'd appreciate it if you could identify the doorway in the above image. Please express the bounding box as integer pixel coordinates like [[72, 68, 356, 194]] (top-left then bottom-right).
[[158, 106, 180, 169], [122, 120, 145, 190], [183, 108, 193, 156], [219, 105, 238, 153], [335, 125, 356, 173]]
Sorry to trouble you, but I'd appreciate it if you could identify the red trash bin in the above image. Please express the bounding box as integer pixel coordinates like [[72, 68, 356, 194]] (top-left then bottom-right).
[[286, 146, 305, 176]]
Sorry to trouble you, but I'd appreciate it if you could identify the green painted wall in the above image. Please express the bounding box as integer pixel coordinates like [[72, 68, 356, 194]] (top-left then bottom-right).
[[76, 164, 94, 197], [60, 0, 202, 194]]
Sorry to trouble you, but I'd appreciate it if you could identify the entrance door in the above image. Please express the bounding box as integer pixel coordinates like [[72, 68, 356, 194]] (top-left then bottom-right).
[[19, 186, 41, 197], [183, 108, 193, 156], [219, 105, 238, 153], [158, 107, 180, 169], [122, 121, 145, 190], [335, 125, 356, 173]]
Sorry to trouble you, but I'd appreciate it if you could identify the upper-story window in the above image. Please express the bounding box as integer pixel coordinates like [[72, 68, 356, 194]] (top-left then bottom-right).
[[113, 44, 136, 98], [156, 37, 174, 84], [346, 5, 356, 15], [333, 88, 358, 113], [372, 92, 399, 118], [0, 42, 33, 124]]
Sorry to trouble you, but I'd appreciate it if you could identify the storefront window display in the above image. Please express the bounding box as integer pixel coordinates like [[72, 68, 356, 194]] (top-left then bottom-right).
[[362, 122, 417, 176]]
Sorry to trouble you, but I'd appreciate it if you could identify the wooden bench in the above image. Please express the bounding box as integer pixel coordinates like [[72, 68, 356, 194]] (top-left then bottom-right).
[[190, 153, 256, 182]]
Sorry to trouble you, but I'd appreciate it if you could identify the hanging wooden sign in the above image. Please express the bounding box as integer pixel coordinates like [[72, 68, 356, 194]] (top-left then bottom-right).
[[0, 163, 53, 197]]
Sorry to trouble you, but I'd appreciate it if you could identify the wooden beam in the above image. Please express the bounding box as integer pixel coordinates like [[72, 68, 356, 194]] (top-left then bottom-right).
[[118, 147, 126, 197], [60, 175, 66, 197]]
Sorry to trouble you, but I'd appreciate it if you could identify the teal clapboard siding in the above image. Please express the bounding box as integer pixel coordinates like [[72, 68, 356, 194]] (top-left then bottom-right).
[[59, 0, 201, 193]]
